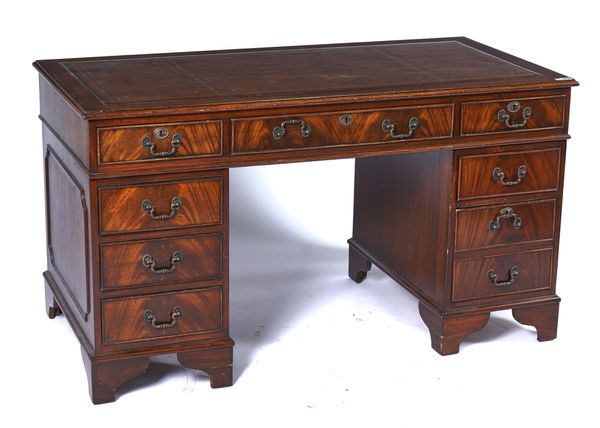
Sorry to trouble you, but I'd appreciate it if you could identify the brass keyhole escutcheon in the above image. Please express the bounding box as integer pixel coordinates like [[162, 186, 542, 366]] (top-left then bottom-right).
[[339, 114, 353, 126], [153, 127, 169, 139], [507, 101, 521, 113]]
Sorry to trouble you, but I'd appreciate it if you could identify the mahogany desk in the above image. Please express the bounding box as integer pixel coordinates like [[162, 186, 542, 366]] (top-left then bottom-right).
[[34, 38, 577, 404]]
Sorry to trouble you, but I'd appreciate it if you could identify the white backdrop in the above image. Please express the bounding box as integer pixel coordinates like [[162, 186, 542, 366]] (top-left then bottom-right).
[[1, 1, 598, 426]]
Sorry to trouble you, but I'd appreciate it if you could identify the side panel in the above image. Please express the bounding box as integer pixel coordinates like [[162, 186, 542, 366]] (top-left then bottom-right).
[[39, 76, 90, 168], [43, 125, 95, 351], [352, 151, 453, 306]]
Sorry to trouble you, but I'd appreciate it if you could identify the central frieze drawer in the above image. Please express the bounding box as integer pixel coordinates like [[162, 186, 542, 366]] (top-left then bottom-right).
[[97, 120, 223, 165], [98, 176, 223, 234], [231, 104, 453, 154], [100, 233, 223, 290]]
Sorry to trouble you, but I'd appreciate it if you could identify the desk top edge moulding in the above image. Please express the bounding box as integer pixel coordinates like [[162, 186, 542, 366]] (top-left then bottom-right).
[[35, 37, 577, 404]]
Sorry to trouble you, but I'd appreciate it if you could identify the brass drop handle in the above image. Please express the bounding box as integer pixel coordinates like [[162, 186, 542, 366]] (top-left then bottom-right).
[[489, 207, 522, 231], [141, 127, 183, 157], [144, 306, 182, 329], [141, 196, 182, 220], [488, 266, 519, 287], [492, 165, 527, 186], [382, 117, 419, 140], [142, 251, 182, 274], [273, 119, 312, 139], [497, 102, 532, 129]]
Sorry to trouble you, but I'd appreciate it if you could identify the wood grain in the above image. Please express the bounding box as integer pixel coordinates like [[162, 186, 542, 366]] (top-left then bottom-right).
[[419, 302, 490, 356], [178, 346, 233, 388], [452, 248, 553, 302], [512, 301, 559, 341], [38, 87, 571, 178], [232, 105, 453, 154], [45, 147, 90, 320], [98, 176, 222, 234], [39, 77, 90, 167], [98, 120, 222, 164], [100, 233, 223, 290], [81, 349, 149, 404], [461, 95, 564, 135], [352, 150, 453, 305], [102, 288, 223, 346], [455, 199, 556, 251], [458, 146, 561, 200]]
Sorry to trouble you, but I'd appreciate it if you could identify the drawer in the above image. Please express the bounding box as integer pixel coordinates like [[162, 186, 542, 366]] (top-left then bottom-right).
[[461, 95, 564, 136], [98, 176, 223, 234], [457, 147, 561, 200], [232, 104, 453, 154], [102, 288, 224, 346], [97, 120, 222, 165], [100, 233, 223, 290], [452, 248, 553, 302], [455, 200, 556, 251]]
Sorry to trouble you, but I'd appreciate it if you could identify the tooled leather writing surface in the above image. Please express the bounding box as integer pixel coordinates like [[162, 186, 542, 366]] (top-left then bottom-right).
[[34, 38, 575, 118]]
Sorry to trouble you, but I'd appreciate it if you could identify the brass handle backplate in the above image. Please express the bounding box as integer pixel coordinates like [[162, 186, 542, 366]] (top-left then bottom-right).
[[142, 251, 183, 274], [144, 306, 182, 329], [142, 128, 182, 157], [488, 266, 519, 287], [497, 101, 532, 129], [273, 119, 312, 139], [382, 117, 419, 140], [141, 196, 182, 220], [492, 165, 527, 186], [489, 207, 522, 231]]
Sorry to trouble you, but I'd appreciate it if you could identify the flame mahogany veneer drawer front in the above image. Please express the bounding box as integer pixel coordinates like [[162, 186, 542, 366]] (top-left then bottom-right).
[[98, 176, 223, 234], [100, 233, 223, 291], [231, 104, 453, 154], [102, 288, 224, 346], [452, 248, 553, 302], [457, 146, 561, 201], [461, 95, 565, 136], [97, 120, 223, 165], [455, 199, 556, 251]]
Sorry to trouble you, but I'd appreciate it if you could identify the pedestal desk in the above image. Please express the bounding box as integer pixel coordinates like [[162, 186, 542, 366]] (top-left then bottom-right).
[[34, 38, 577, 404]]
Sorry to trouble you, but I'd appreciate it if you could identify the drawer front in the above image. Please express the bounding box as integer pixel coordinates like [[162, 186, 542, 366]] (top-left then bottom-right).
[[461, 96, 564, 136], [455, 200, 556, 251], [102, 288, 223, 346], [98, 121, 222, 165], [232, 104, 453, 154], [452, 249, 553, 302], [458, 147, 561, 200], [99, 177, 223, 234], [100, 233, 223, 290]]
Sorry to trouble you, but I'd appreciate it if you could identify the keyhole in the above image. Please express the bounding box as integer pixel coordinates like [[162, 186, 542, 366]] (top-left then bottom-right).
[[339, 114, 353, 126], [154, 127, 169, 139], [507, 101, 521, 113]]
